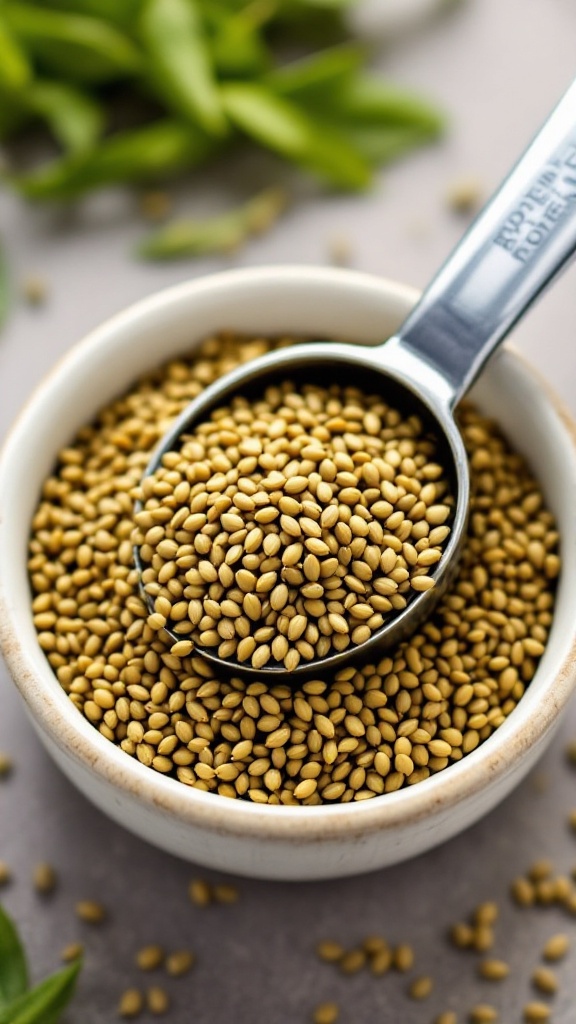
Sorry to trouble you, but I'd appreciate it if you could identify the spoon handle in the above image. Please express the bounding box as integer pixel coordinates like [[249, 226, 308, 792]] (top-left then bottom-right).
[[395, 76, 576, 409]]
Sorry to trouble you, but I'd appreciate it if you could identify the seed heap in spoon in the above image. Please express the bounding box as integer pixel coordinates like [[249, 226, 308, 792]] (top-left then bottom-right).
[[133, 381, 453, 670]]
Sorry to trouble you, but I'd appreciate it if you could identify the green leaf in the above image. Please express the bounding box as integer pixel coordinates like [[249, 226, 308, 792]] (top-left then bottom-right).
[[207, 2, 273, 79], [34, 0, 144, 30], [333, 123, 441, 166], [13, 119, 216, 199], [265, 43, 364, 97], [221, 81, 371, 189], [138, 184, 288, 259], [4, 4, 143, 82], [0, 16, 32, 91], [140, 0, 226, 136], [0, 905, 28, 1008], [321, 74, 445, 134], [24, 81, 104, 153], [0, 960, 81, 1024]]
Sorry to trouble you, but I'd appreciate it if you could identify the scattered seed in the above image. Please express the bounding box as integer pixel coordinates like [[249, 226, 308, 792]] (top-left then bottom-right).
[[76, 900, 106, 924], [408, 975, 433, 999], [469, 1005, 498, 1023], [313, 1002, 339, 1024], [166, 950, 195, 977], [61, 942, 84, 962], [0, 753, 12, 778], [118, 989, 144, 1019], [146, 986, 170, 1015], [0, 862, 11, 887], [339, 949, 366, 974], [316, 941, 345, 963], [523, 1003, 551, 1023], [435, 1015, 458, 1024], [542, 933, 570, 961], [446, 177, 483, 215], [479, 959, 509, 981], [33, 862, 57, 895], [213, 883, 239, 903], [21, 275, 48, 306], [327, 235, 352, 267], [531, 966, 558, 995], [393, 943, 414, 972], [188, 879, 212, 906], [136, 945, 165, 971]]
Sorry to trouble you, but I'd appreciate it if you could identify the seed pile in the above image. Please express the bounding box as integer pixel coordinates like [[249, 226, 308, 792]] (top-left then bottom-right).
[[134, 380, 453, 670], [28, 332, 560, 803]]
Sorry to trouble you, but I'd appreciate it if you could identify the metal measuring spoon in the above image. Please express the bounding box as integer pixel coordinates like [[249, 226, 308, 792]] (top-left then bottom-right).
[[135, 77, 576, 679]]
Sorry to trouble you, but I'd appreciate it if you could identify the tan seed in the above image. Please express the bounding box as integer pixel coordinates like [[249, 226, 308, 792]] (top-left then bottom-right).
[[147, 986, 170, 1015], [61, 942, 84, 962], [188, 879, 212, 906], [119, 989, 144, 1018], [33, 862, 58, 895], [409, 975, 433, 999], [531, 966, 558, 995], [313, 1003, 339, 1024], [542, 933, 570, 961], [166, 950, 195, 976], [523, 1004, 551, 1023], [136, 945, 164, 971], [76, 900, 106, 924], [479, 959, 509, 981]]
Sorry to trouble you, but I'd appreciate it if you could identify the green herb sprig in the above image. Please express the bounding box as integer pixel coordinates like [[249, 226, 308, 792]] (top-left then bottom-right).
[[0, 0, 447, 260], [0, 904, 81, 1024]]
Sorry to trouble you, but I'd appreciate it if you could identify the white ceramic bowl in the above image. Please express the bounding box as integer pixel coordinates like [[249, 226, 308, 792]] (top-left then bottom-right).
[[1, 266, 576, 882]]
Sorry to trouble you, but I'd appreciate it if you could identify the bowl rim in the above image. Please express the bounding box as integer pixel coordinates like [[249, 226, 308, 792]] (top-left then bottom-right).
[[1, 264, 576, 843]]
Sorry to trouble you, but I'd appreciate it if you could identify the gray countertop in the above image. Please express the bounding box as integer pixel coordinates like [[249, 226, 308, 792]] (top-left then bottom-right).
[[2, 1, 576, 1021]]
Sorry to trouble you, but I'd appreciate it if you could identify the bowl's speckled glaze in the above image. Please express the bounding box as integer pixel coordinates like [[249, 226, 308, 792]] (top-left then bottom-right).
[[1, 267, 576, 880]]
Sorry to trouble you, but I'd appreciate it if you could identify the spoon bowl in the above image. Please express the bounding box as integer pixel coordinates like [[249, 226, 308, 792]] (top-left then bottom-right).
[[135, 337, 469, 678]]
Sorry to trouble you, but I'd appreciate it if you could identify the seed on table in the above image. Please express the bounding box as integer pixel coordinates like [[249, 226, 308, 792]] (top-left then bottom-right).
[[393, 943, 414, 972], [368, 944, 392, 974], [0, 753, 13, 778], [118, 989, 144, 1019], [147, 986, 170, 1015], [33, 862, 58, 895], [435, 1014, 458, 1024], [166, 950, 195, 977], [479, 959, 510, 981], [511, 877, 536, 906], [213, 883, 239, 903], [408, 975, 433, 999], [188, 879, 213, 906], [61, 942, 84, 962], [531, 967, 558, 995], [136, 945, 165, 971], [0, 862, 11, 887], [339, 949, 366, 974], [474, 902, 499, 926], [469, 1006, 498, 1023], [523, 1004, 551, 1023], [316, 940, 345, 963], [313, 1003, 339, 1024], [473, 926, 494, 952], [76, 900, 106, 924], [542, 933, 570, 961], [528, 860, 553, 882]]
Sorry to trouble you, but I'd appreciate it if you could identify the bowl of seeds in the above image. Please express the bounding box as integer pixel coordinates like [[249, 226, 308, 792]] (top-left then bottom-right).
[[1, 266, 575, 881]]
